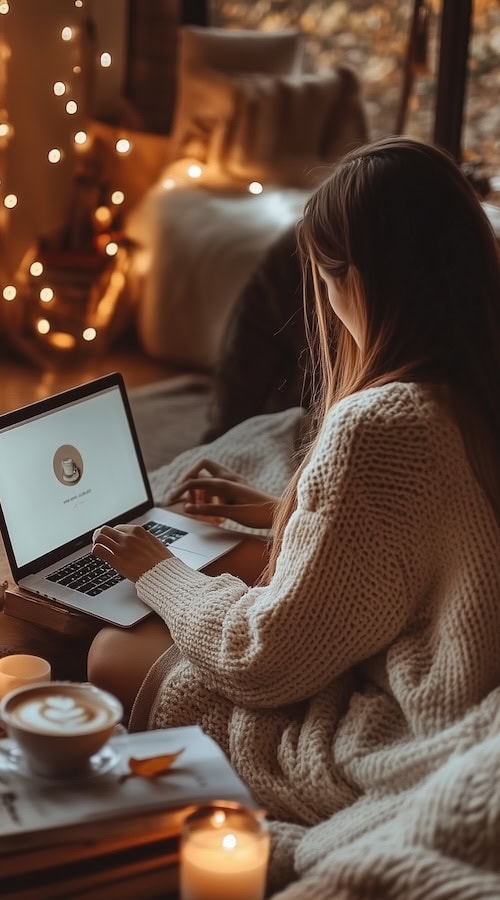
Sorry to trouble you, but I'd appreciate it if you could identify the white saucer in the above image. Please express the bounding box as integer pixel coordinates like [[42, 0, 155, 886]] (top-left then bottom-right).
[[62, 469, 80, 484], [4, 743, 119, 783]]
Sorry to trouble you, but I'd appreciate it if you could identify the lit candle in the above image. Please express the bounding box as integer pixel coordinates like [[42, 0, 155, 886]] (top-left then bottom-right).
[[180, 803, 269, 900], [0, 654, 51, 700]]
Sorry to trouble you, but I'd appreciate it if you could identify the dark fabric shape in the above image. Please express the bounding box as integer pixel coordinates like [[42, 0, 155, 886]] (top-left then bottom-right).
[[204, 225, 313, 441]]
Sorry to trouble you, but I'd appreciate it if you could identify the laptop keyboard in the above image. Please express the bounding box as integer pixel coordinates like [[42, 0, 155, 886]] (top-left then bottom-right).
[[142, 521, 187, 544], [46, 554, 123, 596], [46, 521, 188, 596]]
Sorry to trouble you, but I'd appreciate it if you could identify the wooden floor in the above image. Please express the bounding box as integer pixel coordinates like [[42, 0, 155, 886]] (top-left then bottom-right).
[[0, 336, 185, 416]]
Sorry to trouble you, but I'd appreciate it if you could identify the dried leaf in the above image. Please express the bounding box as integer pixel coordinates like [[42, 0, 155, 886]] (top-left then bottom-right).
[[127, 749, 184, 779]]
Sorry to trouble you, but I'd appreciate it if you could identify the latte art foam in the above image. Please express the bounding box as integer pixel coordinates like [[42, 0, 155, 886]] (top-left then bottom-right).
[[10, 692, 113, 734]]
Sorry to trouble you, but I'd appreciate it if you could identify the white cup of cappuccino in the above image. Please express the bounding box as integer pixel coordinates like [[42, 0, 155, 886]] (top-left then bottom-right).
[[0, 654, 51, 700], [0, 681, 123, 778], [62, 457, 79, 480]]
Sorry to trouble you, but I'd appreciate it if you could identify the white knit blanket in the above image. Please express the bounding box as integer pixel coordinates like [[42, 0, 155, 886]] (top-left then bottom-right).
[[271, 690, 500, 899], [147, 409, 500, 898], [149, 406, 305, 533]]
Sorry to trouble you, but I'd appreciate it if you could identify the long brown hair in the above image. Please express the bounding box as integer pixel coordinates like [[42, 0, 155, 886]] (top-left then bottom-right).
[[262, 137, 500, 581]]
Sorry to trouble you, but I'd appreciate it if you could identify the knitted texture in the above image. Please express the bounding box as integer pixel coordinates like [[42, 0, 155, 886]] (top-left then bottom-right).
[[149, 407, 304, 503], [134, 383, 500, 896], [274, 698, 500, 898], [148, 404, 305, 536]]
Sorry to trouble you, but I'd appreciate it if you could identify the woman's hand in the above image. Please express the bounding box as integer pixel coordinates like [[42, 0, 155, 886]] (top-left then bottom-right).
[[92, 524, 172, 583], [167, 458, 278, 530]]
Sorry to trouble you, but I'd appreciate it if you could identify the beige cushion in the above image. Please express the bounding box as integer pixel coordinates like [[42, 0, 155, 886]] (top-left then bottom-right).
[[170, 64, 368, 188], [223, 66, 368, 185], [177, 25, 302, 75], [89, 121, 173, 213], [171, 26, 303, 163], [171, 68, 238, 166]]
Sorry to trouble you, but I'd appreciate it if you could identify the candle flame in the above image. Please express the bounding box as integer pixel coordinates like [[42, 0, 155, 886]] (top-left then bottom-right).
[[222, 833, 237, 850]]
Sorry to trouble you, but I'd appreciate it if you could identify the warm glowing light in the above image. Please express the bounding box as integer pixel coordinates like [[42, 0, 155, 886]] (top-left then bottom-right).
[[93, 263, 127, 327], [94, 206, 112, 225], [222, 833, 238, 850], [37, 319, 51, 335], [0, 2, 10, 14], [2, 285, 16, 301], [105, 241, 118, 256], [75, 0, 83, 6], [73, 65, 81, 74], [4, 194, 17, 208], [48, 148, 62, 163], [48, 332, 75, 349], [66, 100, 78, 114], [53, 81, 66, 96], [110, 270, 125, 290], [74, 130, 87, 145], [61, 26, 73, 41], [0, 122, 10, 138], [111, 190, 124, 205], [187, 164, 202, 179], [115, 138, 131, 154], [82, 327, 97, 341], [30, 261, 43, 276], [40, 287, 54, 302], [248, 181, 263, 195], [100, 52, 112, 67], [162, 177, 176, 190], [212, 810, 226, 826]]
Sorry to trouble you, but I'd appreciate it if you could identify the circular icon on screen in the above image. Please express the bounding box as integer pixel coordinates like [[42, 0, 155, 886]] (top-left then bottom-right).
[[53, 445, 84, 486]]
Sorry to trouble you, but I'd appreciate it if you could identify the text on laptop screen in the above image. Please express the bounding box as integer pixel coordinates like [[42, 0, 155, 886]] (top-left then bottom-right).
[[0, 386, 149, 568]]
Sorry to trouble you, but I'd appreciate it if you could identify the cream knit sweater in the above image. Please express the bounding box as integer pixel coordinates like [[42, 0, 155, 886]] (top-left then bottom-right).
[[131, 383, 500, 897]]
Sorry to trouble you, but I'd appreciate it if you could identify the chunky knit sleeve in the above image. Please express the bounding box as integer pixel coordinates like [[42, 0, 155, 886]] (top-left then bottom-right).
[[137, 385, 439, 708]]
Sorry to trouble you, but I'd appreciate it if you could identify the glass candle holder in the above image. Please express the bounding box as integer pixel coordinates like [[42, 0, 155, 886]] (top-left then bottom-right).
[[180, 801, 270, 900], [0, 654, 51, 700]]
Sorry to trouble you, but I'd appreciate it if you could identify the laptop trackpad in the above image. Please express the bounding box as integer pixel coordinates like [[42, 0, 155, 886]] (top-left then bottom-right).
[[170, 545, 214, 570], [175, 530, 234, 555]]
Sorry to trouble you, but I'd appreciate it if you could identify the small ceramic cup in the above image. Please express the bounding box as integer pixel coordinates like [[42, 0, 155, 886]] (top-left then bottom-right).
[[0, 681, 123, 778]]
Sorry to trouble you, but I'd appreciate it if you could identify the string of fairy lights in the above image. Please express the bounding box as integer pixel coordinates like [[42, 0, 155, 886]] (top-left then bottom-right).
[[0, 0, 133, 353], [0, 0, 264, 359]]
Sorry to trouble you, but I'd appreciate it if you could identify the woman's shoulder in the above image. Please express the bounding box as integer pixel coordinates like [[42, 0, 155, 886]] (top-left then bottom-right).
[[322, 381, 440, 442], [301, 382, 446, 502], [315, 382, 453, 474]]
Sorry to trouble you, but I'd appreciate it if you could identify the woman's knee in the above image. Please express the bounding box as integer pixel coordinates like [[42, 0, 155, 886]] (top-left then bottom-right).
[[87, 627, 125, 691], [87, 617, 174, 716]]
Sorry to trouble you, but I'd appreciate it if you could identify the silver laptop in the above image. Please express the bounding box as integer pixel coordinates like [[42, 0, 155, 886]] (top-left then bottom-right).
[[0, 373, 240, 627]]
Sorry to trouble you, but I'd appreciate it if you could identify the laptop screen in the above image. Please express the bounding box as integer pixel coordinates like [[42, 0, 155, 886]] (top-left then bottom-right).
[[0, 382, 150, 569]]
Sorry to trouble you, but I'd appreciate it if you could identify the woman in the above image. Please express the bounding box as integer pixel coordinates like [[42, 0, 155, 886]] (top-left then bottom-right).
[[89, 138, 500, 833]]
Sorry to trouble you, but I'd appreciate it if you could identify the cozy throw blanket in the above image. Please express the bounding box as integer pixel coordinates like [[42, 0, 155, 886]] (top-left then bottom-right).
[[269, 688, 500, 898], [136, 404, 500, 899], [148, 405, 306, 530]]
